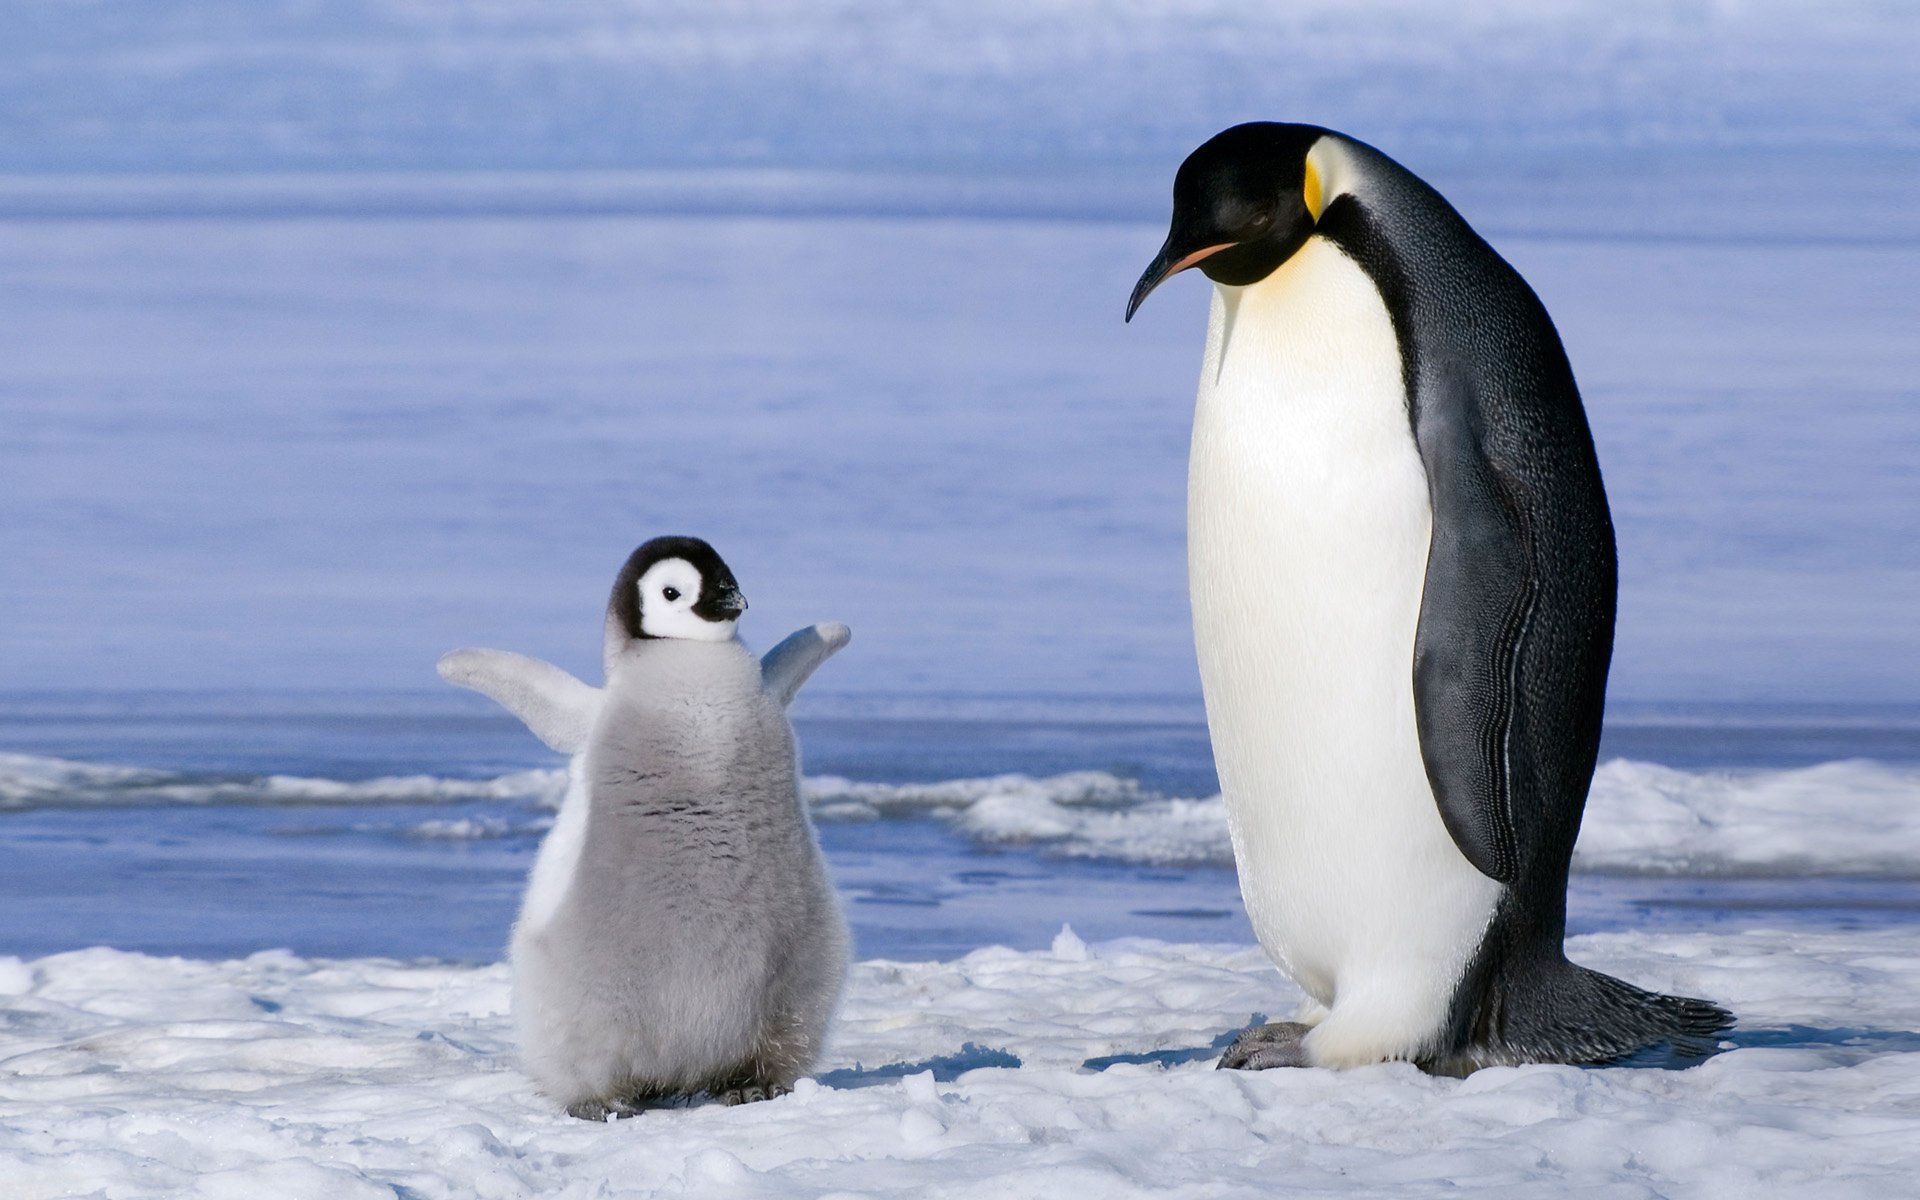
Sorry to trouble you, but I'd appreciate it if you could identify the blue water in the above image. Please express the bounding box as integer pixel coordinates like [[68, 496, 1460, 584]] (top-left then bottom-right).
[[0, 2, 1914, 964], [0, 691, 1237, 960], [2, 692, 1917, 963], [0, 201, 1913, 961], [1, 210, 1912, 704]]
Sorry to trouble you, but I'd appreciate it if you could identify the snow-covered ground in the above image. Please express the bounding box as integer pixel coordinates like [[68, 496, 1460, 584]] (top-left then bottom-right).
[[2, 927, 1915, 1199]]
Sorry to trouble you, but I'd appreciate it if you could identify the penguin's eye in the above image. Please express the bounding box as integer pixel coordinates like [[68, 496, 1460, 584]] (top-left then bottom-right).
[[662, 586, 680, 602]]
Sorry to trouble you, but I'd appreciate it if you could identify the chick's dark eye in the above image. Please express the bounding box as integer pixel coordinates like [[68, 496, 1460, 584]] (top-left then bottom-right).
[[662, 586, 680, 602]]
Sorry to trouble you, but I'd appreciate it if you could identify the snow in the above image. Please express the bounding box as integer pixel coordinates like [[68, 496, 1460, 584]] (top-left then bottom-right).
[[814, 759, 1920, 878], [0, 751, 566, 812], [1580, 759, 1920, 878], [2, 928, 1916, 1198]]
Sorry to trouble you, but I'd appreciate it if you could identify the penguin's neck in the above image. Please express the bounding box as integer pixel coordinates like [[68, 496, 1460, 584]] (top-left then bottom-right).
[[1197, 232, 1409, 432], [604, 636, 757, 701]]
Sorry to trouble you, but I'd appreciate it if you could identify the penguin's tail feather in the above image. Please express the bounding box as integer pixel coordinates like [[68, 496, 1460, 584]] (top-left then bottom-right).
[[1449, 957, 1734, 1072]]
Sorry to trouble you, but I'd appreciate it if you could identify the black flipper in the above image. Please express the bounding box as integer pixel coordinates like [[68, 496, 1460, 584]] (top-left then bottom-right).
[[1320, 184, 1616, 900], [1406, 375, 1531, 885]]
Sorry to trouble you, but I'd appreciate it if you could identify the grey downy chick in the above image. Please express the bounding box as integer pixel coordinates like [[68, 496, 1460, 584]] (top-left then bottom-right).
[[438, 536, 851, 1118]]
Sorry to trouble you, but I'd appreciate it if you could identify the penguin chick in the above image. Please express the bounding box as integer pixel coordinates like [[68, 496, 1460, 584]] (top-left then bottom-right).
[[439, 536, 851, 1117]]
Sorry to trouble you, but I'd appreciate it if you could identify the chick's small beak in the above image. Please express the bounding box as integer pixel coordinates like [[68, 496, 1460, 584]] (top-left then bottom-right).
[[1125, 239, 1235, 322], [715, 586, 747, 618]]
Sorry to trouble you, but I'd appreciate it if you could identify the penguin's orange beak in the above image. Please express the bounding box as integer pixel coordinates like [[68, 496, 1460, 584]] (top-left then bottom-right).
[[1126, 241, 1234, 322]]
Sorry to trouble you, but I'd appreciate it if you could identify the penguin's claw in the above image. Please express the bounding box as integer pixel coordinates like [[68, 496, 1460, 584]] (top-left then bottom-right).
[[566, 1091, 698, 1120], [717, 1083, 791, 1106], [1217, 1021, 1314, 1070], [566, 1097, 645, 1121]]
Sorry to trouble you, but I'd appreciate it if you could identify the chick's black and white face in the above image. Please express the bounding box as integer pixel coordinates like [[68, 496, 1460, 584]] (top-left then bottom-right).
[[636, 556, 741, 641], [609, 535, 748, 643]]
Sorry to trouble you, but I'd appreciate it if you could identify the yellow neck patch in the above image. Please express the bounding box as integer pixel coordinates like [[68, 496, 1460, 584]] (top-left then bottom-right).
[[1303, 155, 1326, 222]]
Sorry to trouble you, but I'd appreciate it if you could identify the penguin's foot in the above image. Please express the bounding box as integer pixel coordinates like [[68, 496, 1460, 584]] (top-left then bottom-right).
[[1217, 1021, 1314, 1070], [565, 1090, 691, 1121], [565, 1096, 647, 1122], [716, 1082, 792, 1106]]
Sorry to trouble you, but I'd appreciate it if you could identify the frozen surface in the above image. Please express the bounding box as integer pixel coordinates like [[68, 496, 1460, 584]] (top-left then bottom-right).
[[0, 751, 564, 812], [1580, 759, 1920, 878], [2, 928, 1917, 1199]]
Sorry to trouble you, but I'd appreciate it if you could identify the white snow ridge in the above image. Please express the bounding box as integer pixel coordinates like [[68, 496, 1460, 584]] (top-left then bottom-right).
[[6, 752, 1920, 876], [806, 760, 1920, 878], [1, 929, 1918, 1198], [806, 770, 1235, 866], [0, 752, 567, 811], [1578, 758, 1920, 877]]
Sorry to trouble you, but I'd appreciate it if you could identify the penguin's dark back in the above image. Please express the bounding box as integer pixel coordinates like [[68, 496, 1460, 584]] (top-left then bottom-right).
[[1316, 137, 1617, 930]]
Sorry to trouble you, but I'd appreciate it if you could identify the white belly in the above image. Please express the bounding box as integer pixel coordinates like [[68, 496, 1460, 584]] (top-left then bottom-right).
[[1188, 236, 1500, 1055]]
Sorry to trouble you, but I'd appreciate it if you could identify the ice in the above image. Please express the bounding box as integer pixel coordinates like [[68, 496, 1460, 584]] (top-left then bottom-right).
[[0, 751, 566, 812], [834, 759, 1920, 878], [406, 816, 531, 841], [811, 773, 1233, 867], [2, 929, 1916, 1198], [1579, 758, 1920, 877]]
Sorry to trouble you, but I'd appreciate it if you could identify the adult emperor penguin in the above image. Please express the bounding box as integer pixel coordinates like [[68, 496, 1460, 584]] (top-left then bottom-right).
[[438, 536, 852, 1116], [1126, 123, 1730, 1072]]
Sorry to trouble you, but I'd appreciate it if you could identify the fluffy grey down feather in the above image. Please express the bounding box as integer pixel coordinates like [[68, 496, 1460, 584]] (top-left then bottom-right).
[[445, 629, 850, 1115]]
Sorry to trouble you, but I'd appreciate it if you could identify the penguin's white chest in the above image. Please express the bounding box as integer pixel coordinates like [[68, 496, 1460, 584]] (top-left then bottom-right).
[[1188, 236, 1499, 1012]]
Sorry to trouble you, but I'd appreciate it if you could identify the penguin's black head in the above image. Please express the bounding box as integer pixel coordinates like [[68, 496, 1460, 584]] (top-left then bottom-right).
[[1126, 122, 1330, 321], [610, 536, 747, 643]]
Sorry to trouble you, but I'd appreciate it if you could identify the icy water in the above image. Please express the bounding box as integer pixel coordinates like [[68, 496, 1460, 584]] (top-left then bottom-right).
[[2, 692, 1916, 963], [1, 104, 1915, 971], [2, 193, 1917, 964], [2, 198, 1915, 703]]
